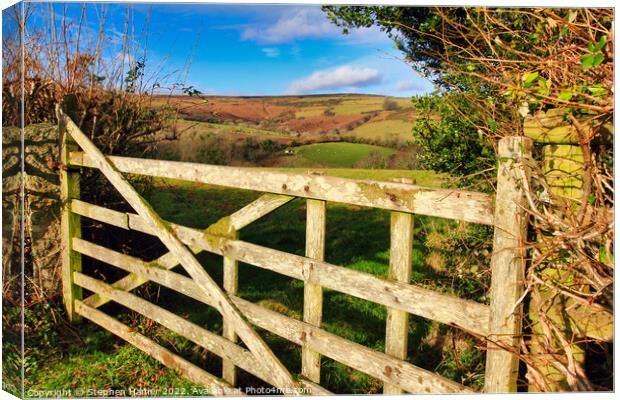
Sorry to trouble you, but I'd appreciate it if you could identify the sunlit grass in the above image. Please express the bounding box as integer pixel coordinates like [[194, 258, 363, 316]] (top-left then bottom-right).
[[350, 119, 415, 142], [29, 168, 486, 395], [294, 142, 395, 168]]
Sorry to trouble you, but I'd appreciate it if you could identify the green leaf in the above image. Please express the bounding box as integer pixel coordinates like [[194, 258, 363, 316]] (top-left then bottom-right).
[[592, 53, 605, 67], [523, 72, 539, 84], [581, 54, 594, 69], [588, 87, 608, 96], [536, 79, 551, 96], [486, 117, 497, 132], [558, 91, 573, 101], [588, 194, 596, 205], [599, 246, 614, 264], [538, 78, 549, 88], [592, 35, 607, 52]]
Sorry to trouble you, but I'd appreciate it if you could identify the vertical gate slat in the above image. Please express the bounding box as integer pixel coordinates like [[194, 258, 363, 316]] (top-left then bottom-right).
[[485, 136, 532, 392], [222, 231, 239, 386], [384, 211, 414, 394], [302, 199, 326, 383], [59, 115, 82, 322]]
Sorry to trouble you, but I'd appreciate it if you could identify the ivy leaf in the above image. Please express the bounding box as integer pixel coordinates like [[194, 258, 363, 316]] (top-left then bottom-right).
[[486, 117, 497, 132], [592, 53, 605, 67], [537, 78, 551, 96], [588, 87, 608, 96], [592, 35, 607, 52], [581, 54, 594, 69], [558, 91, 573, 101], [523, 72, 539, 85]]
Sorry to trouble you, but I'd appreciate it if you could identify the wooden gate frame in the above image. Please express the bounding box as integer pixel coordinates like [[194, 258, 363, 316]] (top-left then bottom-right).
[[57, 106, 532, 394]]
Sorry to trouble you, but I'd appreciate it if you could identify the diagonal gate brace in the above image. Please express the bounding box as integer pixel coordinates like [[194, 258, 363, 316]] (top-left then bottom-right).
[[57, 107, 304, 395], [82, 193, 293, 309]]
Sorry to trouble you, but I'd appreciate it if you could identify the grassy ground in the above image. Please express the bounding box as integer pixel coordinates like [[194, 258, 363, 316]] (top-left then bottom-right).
[[292, 142, 396, 168], [166, 119, 286, 141], [25, 168, 490, 396], [156, 94, 418, 148], [294, 106, 326, 118], [349, 118, 416, 143]]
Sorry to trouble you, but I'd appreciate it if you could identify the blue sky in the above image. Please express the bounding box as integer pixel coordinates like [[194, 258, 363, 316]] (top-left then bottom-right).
[[19, 2, 434, 97]]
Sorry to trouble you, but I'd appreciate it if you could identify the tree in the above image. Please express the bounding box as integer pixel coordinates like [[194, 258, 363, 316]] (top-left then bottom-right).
[[325, 6, 614, 392], [323, 7, 612, 139]]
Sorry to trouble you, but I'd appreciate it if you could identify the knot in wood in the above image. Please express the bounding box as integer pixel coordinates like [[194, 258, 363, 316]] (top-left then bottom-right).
[[302, 262, 314, 281]]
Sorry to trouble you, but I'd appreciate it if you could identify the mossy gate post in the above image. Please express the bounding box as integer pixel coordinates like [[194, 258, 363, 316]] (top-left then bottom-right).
[[58, 105, 533, 394], [523, 109, 613, 391]]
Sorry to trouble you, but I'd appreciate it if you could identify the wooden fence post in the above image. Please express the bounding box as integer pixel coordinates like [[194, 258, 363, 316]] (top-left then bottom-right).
[[58, 105, 82, 322], [485, 136, 532, 392], [222, 231, 238, 386], [302, 199, 326, 384], [384, 211, 413, 394]]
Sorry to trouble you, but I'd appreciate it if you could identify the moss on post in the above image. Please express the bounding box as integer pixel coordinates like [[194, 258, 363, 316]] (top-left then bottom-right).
[[57, 103, 83, 322]]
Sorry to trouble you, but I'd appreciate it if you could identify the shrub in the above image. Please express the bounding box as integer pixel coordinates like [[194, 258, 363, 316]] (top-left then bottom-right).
[[353, 150, 389, 169], [382, 98, 401, 111], [411, 94, 495, 191]]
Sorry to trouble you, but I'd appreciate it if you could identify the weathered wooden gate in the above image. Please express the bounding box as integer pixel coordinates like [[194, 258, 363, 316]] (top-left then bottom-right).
[[57, 106, 532, 394]]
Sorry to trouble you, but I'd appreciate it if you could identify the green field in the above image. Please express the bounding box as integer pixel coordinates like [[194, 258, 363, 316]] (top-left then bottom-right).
[[156, 94, 419, 162], [170, 119, 285, 139], [25, 168, 490, 395], [349, 119, 415, 143], [294, 142, 396, 168]]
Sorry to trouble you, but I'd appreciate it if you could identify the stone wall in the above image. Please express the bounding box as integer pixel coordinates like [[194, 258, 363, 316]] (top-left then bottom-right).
[[524, 108, 613, 200], [2, 123, 62, 298], [523, 109, 613, 391]]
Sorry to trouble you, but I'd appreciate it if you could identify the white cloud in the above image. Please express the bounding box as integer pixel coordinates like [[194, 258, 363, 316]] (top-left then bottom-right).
[[240, 7, 385, 45], [287, 65, 382, 94], [394, 79, 425, 92], [242, 8, 337, 44], [261, 47, 281, 57]]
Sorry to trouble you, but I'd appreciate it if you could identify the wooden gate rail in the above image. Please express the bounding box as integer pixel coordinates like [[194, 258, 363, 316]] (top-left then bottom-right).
[[74, 300, 244, 396], [58, 109, 304, 395], [70, 240, 470, 394], [58, 107, 532, 394], [71, 200, 491, 336], [72, 193, 294, 309], [68, 151, 495, 225], [73, 273, 328, 395]]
